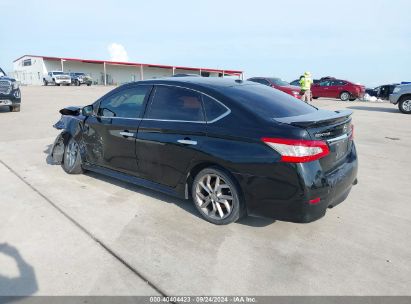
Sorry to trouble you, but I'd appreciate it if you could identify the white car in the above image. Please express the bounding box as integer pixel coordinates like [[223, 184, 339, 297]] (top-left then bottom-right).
[[43, 71, 71, 86]]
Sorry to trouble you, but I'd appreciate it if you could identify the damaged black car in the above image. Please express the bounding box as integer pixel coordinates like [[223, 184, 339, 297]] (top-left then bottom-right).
[[50, 78, 358, 225]]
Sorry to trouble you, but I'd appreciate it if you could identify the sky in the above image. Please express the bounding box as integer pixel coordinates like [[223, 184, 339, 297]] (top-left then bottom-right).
[[1, 0, 410, 87]]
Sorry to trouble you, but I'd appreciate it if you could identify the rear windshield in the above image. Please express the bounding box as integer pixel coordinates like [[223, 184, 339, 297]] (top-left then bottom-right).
[[269, 78, 289, 86], [223, 84, 317, 118]]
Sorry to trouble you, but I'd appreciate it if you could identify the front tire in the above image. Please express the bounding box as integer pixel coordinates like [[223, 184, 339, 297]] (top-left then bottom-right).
[[192, 167, 244, 225], [398, 96, 411, 114], [9, 105, 20, 112], [340, 91, 350, 101], [43, 79, 48, 86], [62, 138, 83, 174], [349, 98, 356, 101]]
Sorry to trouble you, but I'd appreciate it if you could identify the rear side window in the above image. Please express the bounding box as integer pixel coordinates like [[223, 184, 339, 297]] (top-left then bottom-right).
[[319, 81, 331, 86], [145, 86, 205, 122], [222, 84, 317, 118], [98, 85, 150, 118], [202, 95, 229, 122], [331, 80, 347, 86]]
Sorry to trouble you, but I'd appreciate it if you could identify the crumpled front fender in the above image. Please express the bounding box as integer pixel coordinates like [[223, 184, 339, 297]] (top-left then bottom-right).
[[50, 132, 67, 164]]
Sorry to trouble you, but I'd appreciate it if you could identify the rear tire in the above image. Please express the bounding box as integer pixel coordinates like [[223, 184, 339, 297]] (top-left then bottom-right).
[[62, 137, 83, 174], [398, 95, 411, 114], [312, 97, 319, 99], [56, 83, 60, 86], [340, 91, 350, 101], [192, 167, 244, 225]]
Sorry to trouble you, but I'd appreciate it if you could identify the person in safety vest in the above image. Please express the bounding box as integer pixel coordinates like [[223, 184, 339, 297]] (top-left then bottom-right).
[[299, 72, 313, 102]]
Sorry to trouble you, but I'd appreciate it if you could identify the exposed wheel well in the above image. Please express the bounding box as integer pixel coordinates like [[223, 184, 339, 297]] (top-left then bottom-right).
[[399, 94, 411, 101]]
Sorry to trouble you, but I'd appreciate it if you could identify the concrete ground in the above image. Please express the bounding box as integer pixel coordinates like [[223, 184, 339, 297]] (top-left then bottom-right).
[[0, 86, 410, 296]]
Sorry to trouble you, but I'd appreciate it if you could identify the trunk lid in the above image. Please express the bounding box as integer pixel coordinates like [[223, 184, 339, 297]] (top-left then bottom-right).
[[275, 109, 354, 171]]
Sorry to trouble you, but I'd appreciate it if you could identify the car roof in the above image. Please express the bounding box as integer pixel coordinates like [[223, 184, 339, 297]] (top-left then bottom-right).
[[131, 77, 250, 90], [248, 77, 280, 80]]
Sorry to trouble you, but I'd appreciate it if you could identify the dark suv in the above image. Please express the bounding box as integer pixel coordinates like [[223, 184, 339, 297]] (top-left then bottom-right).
[[0, 67, 21, 112], [69, 72, 92, 86]]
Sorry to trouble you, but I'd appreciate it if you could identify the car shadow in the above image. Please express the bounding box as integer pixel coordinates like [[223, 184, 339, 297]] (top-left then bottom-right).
[[0, 243, 38, 298], [84, 171, 275, 227], [347, 105, 399, 113], [43, 144, 275, 228]]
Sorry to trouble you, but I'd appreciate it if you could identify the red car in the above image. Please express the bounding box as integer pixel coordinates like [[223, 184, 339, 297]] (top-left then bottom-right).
[[247, 77, 301, 99], [311, 79, 365, 101]]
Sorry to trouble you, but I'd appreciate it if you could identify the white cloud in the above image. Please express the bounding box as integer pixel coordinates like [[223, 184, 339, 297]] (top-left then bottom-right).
[[107, 43, 129, 62]]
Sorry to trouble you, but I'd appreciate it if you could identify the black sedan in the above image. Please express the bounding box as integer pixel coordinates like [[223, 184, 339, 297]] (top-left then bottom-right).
[[51, 77, 358, 225]]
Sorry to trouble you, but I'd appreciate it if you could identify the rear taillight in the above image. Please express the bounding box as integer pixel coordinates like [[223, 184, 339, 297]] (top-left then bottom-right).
[[262, 138, 330, 163]]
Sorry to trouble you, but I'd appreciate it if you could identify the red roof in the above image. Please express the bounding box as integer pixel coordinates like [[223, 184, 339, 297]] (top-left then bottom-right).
[[14, 55, 243, 76]]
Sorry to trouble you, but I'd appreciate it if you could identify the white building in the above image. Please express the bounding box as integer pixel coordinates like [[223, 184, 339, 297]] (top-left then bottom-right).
[[13, 55, 243, 86]]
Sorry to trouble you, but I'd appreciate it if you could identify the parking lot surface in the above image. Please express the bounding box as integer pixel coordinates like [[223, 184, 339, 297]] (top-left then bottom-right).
[[0, 86, 410, 296]]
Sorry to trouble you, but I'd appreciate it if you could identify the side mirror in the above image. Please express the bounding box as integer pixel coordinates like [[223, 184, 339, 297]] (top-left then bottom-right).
[[82, 105, 93, 116]]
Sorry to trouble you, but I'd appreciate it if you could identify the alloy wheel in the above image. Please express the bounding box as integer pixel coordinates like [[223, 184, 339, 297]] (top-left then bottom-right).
[[195, 174, 234, 220], [65, 140, 79, 169], [341, 92, 350, 101], [401, 99, 411, 112]]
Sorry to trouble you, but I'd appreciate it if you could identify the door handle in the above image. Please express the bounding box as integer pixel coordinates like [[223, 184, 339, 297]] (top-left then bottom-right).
[[120, 131, 135, 138], [177, 139, 197, 145]]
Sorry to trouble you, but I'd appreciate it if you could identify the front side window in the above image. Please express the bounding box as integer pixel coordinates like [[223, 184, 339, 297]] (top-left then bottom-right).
[[145, 86, 204, 122], [98, 86, 150, 119]]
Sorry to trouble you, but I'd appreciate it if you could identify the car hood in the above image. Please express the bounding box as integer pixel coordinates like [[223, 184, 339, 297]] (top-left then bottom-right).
[[0, 75, 17, 82]]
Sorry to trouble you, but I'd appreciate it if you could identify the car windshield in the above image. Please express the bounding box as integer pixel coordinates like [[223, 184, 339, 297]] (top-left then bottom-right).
[[223, 84, 317, 118], [53, 72, 64, 75], [269, 78, 290, 86]]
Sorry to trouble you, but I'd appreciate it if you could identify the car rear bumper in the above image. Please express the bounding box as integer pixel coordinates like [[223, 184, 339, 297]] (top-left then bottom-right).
[[235, 143, 358, 223]]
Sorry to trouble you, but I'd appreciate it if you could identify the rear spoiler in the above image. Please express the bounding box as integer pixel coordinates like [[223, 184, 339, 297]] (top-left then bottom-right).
[[274, 109, 353, 128]]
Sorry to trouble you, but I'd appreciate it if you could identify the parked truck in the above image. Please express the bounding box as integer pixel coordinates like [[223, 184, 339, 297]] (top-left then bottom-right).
[[43, 71, 71, 86], [389, 84, 411, 114], [0, 67, 21, 112]]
